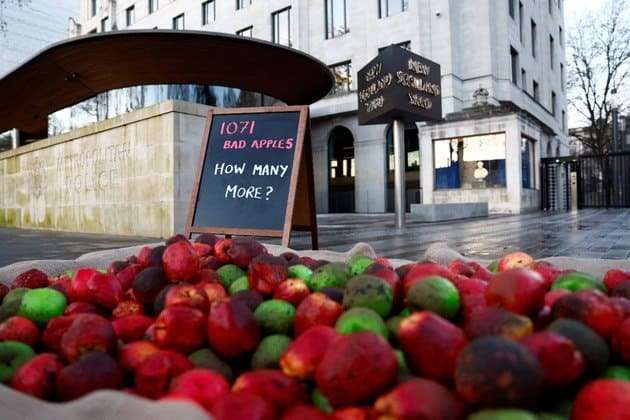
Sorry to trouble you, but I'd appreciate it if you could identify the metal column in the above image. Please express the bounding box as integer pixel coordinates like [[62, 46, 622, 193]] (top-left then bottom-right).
[[393, 119, 406, 229]]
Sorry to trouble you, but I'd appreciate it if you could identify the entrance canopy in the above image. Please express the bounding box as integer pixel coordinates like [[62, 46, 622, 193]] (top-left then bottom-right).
[[0, 30, 334, 139]]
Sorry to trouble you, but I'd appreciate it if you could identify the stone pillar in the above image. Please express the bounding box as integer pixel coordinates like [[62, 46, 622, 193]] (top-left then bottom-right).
[[420, 131, 434, 204], [505, 118, 523, 213], [354, 132, 387, 213], [312, 143, 328, 213]]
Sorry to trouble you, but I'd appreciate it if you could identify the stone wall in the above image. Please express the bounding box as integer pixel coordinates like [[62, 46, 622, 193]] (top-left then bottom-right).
[[0, 101, 210, 237]]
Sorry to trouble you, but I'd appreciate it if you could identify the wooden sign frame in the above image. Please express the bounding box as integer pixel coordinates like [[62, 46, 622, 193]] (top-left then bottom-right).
[[184, 105, 319, 249]]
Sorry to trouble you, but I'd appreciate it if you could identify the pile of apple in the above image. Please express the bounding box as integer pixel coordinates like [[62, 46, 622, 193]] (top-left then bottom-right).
[[1, 234, 630, 419]]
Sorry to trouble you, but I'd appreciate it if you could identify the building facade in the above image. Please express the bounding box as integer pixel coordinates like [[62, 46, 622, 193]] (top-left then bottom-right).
[[76, 0, 570, 214]]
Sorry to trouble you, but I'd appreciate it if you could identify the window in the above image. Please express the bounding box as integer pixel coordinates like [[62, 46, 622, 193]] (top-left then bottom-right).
[[562, 110, 566, 132], [552, 91, 557, 116], [237, 26, 253, 37], [378, 41, 411, 53], [330, 61, 353, 94], [521, 137, 535, 189], [100, 16, 109, 32], [202, 1, 215, 25], [531, 19, 537, 58], [378, 0, 408, 18], [148, 0, 158, 14], [272, 7, 291, 46], [521, 68, 527, 91], [548, 0, 553, 14], [91, 0, 97, 17], [172, 14, 184, 30], [519, 2, 524, 41], [560, 63, 565, 91], [237, 0, 252, 10], [559, 26, 563, 46], [434, 134, 507, 189], [509, 0, 515, 19], [533, 80, 540, 101], [325, 0, 348, 39], [549, 35, 555, 69], [510, 47, 519, 85], [125, 6, 135, 27]]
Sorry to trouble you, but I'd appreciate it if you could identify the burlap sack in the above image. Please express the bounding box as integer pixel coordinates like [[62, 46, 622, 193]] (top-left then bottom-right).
[[0, 241, 411, 418], [424, 242, 630, 279]]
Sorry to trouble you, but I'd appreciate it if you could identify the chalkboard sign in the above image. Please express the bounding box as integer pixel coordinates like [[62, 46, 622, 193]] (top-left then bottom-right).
[[358, 45, 442, 125], [185, 106, 318, 248]]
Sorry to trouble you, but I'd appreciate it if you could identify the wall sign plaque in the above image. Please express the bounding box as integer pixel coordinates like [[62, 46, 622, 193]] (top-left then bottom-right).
[[358, 45, 442, 125], [185, 106, 318, 249]]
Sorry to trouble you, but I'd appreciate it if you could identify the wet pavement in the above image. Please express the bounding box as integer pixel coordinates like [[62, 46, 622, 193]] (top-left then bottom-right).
[[0, 209, 629, 267]]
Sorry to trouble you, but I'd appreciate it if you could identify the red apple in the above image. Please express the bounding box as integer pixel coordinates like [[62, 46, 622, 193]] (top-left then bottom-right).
[[280, 325, 340, 380], [364, 263, 403, 308], [282, 405, 329, 420], [12, 269, 48, 289], [167, 368, 230, 411], [233, 369, 308, 410], [134, 350, 193, 399], [207, 299, 260, 358], [112, 315, 154, 343], [0, 316, 39, 347], [520, 331, 584, 387], [164, 283, 209, 313], [11, 353, 64, 399], [316, 332, 398, 407], [485, 268, 546, 316], [572, 380, 630, 420], [604, 269, 630, 291], [248, 255, 288, 295], [198, 280, 228, 306], [497, 251, 534, 272], [118, 341, 160, 373], [612, 318, 630, 363], [398, 312, 467, 382], [162, 240, 200, 282], [114, 263, 142, 292], [42, 315, 76, 353], [192, 242, 213, 258], [273, 279, 310, 306], [552, 290, 623, 338], [373, 378, 465, 420], [60, 313, 117, 362], [211, 391, 276, 420], [153, 306, 206, 354], [533, 261, 563, 288], [55, 351, 123, 401], [111, 299, 144, 319], [64, 302, 100, 316], [193, 269, 220, 284], [70, 268, 122, 309], [294, 292, 343, 336]]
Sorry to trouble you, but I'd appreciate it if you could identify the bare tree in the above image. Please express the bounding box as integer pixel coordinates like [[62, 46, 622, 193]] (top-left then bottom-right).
[[568, 0, 630, 155], [0, 0, 30, 34]]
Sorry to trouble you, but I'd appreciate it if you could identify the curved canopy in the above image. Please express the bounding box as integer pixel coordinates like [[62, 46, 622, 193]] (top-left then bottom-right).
[[0, 30, 334, 139]]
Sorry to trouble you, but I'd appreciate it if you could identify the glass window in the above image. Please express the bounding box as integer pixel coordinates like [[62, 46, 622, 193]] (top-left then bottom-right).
[[91, 0, 97, 17], [521, 137, 535, 189], [172, 14, 184, 30], [519, 1, 524, 41], [126, 6, 135, 27], [531, 19, 537, 58], [378, 41, 411, 53], [378, 0, 408, 18], [434, 134, 507, 190], [272, 7, 291, 46], [559, 26, 563, 46], [237, 26, 253, 37], [202, 1, 215, 25], [329, 61, 352, 94], [533, 80, 539, 101], [510, 47, 519, 85], [148, 0, 158, 14], [509, 0, 515, 19], [521, 68, 527, 91], [552, 91, 557, 116], [549, 35, 555, 69], [326, 0, 348, 39], [100, 16, 109, 32], [560, 63, 565, 91], [548, 0, 553, 14], [237, 0, 252, 10]]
